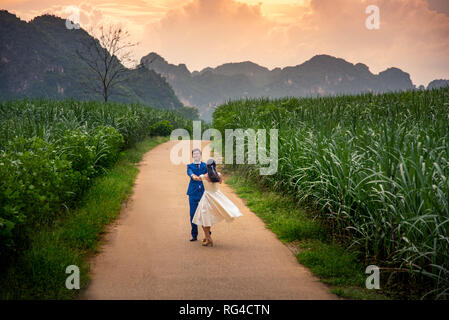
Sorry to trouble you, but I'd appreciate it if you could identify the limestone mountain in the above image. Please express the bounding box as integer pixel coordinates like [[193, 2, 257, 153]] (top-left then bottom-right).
[[0, 11, 185, 112], [427, 79, 449, 90], [141, 53, 417, 120]]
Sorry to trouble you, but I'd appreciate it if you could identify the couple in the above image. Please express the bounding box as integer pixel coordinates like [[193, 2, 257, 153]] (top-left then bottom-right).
[[187, 148, 243, 246]]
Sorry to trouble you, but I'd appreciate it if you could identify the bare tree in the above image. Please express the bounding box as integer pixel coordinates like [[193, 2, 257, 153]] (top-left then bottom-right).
[[76, 24, 138, 102]]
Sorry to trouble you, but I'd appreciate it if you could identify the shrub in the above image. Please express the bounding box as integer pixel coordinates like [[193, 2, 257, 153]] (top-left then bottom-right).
[[149, 120, 173, 137], [0, 99, 190, 271], [54, 129, 96, 190], [0, 136, 76, 263], [90, 126, 125, 171]]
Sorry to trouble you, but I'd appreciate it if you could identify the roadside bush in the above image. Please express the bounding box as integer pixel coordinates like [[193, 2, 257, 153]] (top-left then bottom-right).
[[0, 99, 191, 272], [0, 136, 76, 263], [90, 126, 125, 172], [54, 129, 96, 191], [0, 127, 124, 264], [149, 120, 173, 137]]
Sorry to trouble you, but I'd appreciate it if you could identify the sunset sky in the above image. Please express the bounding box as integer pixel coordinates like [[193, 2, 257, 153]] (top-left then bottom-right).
[[2, 0, 449, 86]]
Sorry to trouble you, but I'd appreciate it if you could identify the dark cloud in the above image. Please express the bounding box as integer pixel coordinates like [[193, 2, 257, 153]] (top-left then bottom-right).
[[427, 0, 449, 17]]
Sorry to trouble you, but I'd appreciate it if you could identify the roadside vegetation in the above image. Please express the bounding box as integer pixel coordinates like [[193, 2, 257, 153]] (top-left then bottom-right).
[[214, 88, 449, 299], [0, 99, 188, 299]]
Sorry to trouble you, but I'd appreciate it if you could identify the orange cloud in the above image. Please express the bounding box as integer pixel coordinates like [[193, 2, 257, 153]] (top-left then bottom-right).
[[2, 0, 449, 85], [141, 0, 275, 70], [140, 0, 449, 85]]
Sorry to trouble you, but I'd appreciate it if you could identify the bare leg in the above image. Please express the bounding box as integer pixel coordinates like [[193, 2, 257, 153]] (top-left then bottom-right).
[[201, 226, 208, 241], [203, 226, 211, 240]]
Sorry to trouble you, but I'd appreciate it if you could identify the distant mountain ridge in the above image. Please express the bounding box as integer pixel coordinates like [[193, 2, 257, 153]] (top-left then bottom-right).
[[141, 52, 423, 120], [0, 11, 184, 111], [2, 10, 446, 122], [427, 79, 449, 90]]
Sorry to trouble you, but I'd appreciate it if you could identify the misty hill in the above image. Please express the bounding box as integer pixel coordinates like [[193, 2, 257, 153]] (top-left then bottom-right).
[[142, 52, 418, 120], [427, 79, 449, 90], [0, 11, 186, 113]]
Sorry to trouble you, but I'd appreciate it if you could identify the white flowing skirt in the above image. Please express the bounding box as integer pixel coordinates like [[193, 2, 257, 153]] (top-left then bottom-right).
[[192, 190, 243, 226]]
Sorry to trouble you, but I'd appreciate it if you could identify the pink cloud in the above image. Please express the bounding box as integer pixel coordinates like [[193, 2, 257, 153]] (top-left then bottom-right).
[[2, 0, 449, 85], [141, 0, 449, 85]]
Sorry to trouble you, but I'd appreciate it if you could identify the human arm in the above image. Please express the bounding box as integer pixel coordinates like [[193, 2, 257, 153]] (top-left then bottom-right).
[[192, 174, 206, 181], [218, 172, 223, 184], [187, 165, 199, 180]]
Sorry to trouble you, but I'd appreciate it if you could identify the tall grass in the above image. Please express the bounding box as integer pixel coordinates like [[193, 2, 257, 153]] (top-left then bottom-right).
[[213, 88, 449, 299], [0, 99, 191, 269], [0, 99, 191, 149]]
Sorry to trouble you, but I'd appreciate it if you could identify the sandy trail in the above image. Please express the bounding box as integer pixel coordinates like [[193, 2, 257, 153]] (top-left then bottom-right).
[[80, 140, 337, 299]]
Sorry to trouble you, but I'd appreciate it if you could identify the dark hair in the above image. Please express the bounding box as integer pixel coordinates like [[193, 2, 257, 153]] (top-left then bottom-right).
[[192, 148, 202, 156], [206, 159, 220, 183]]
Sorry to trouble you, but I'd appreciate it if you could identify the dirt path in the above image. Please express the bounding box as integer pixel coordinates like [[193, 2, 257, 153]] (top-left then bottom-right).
[[80, 140, 337, 299]]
